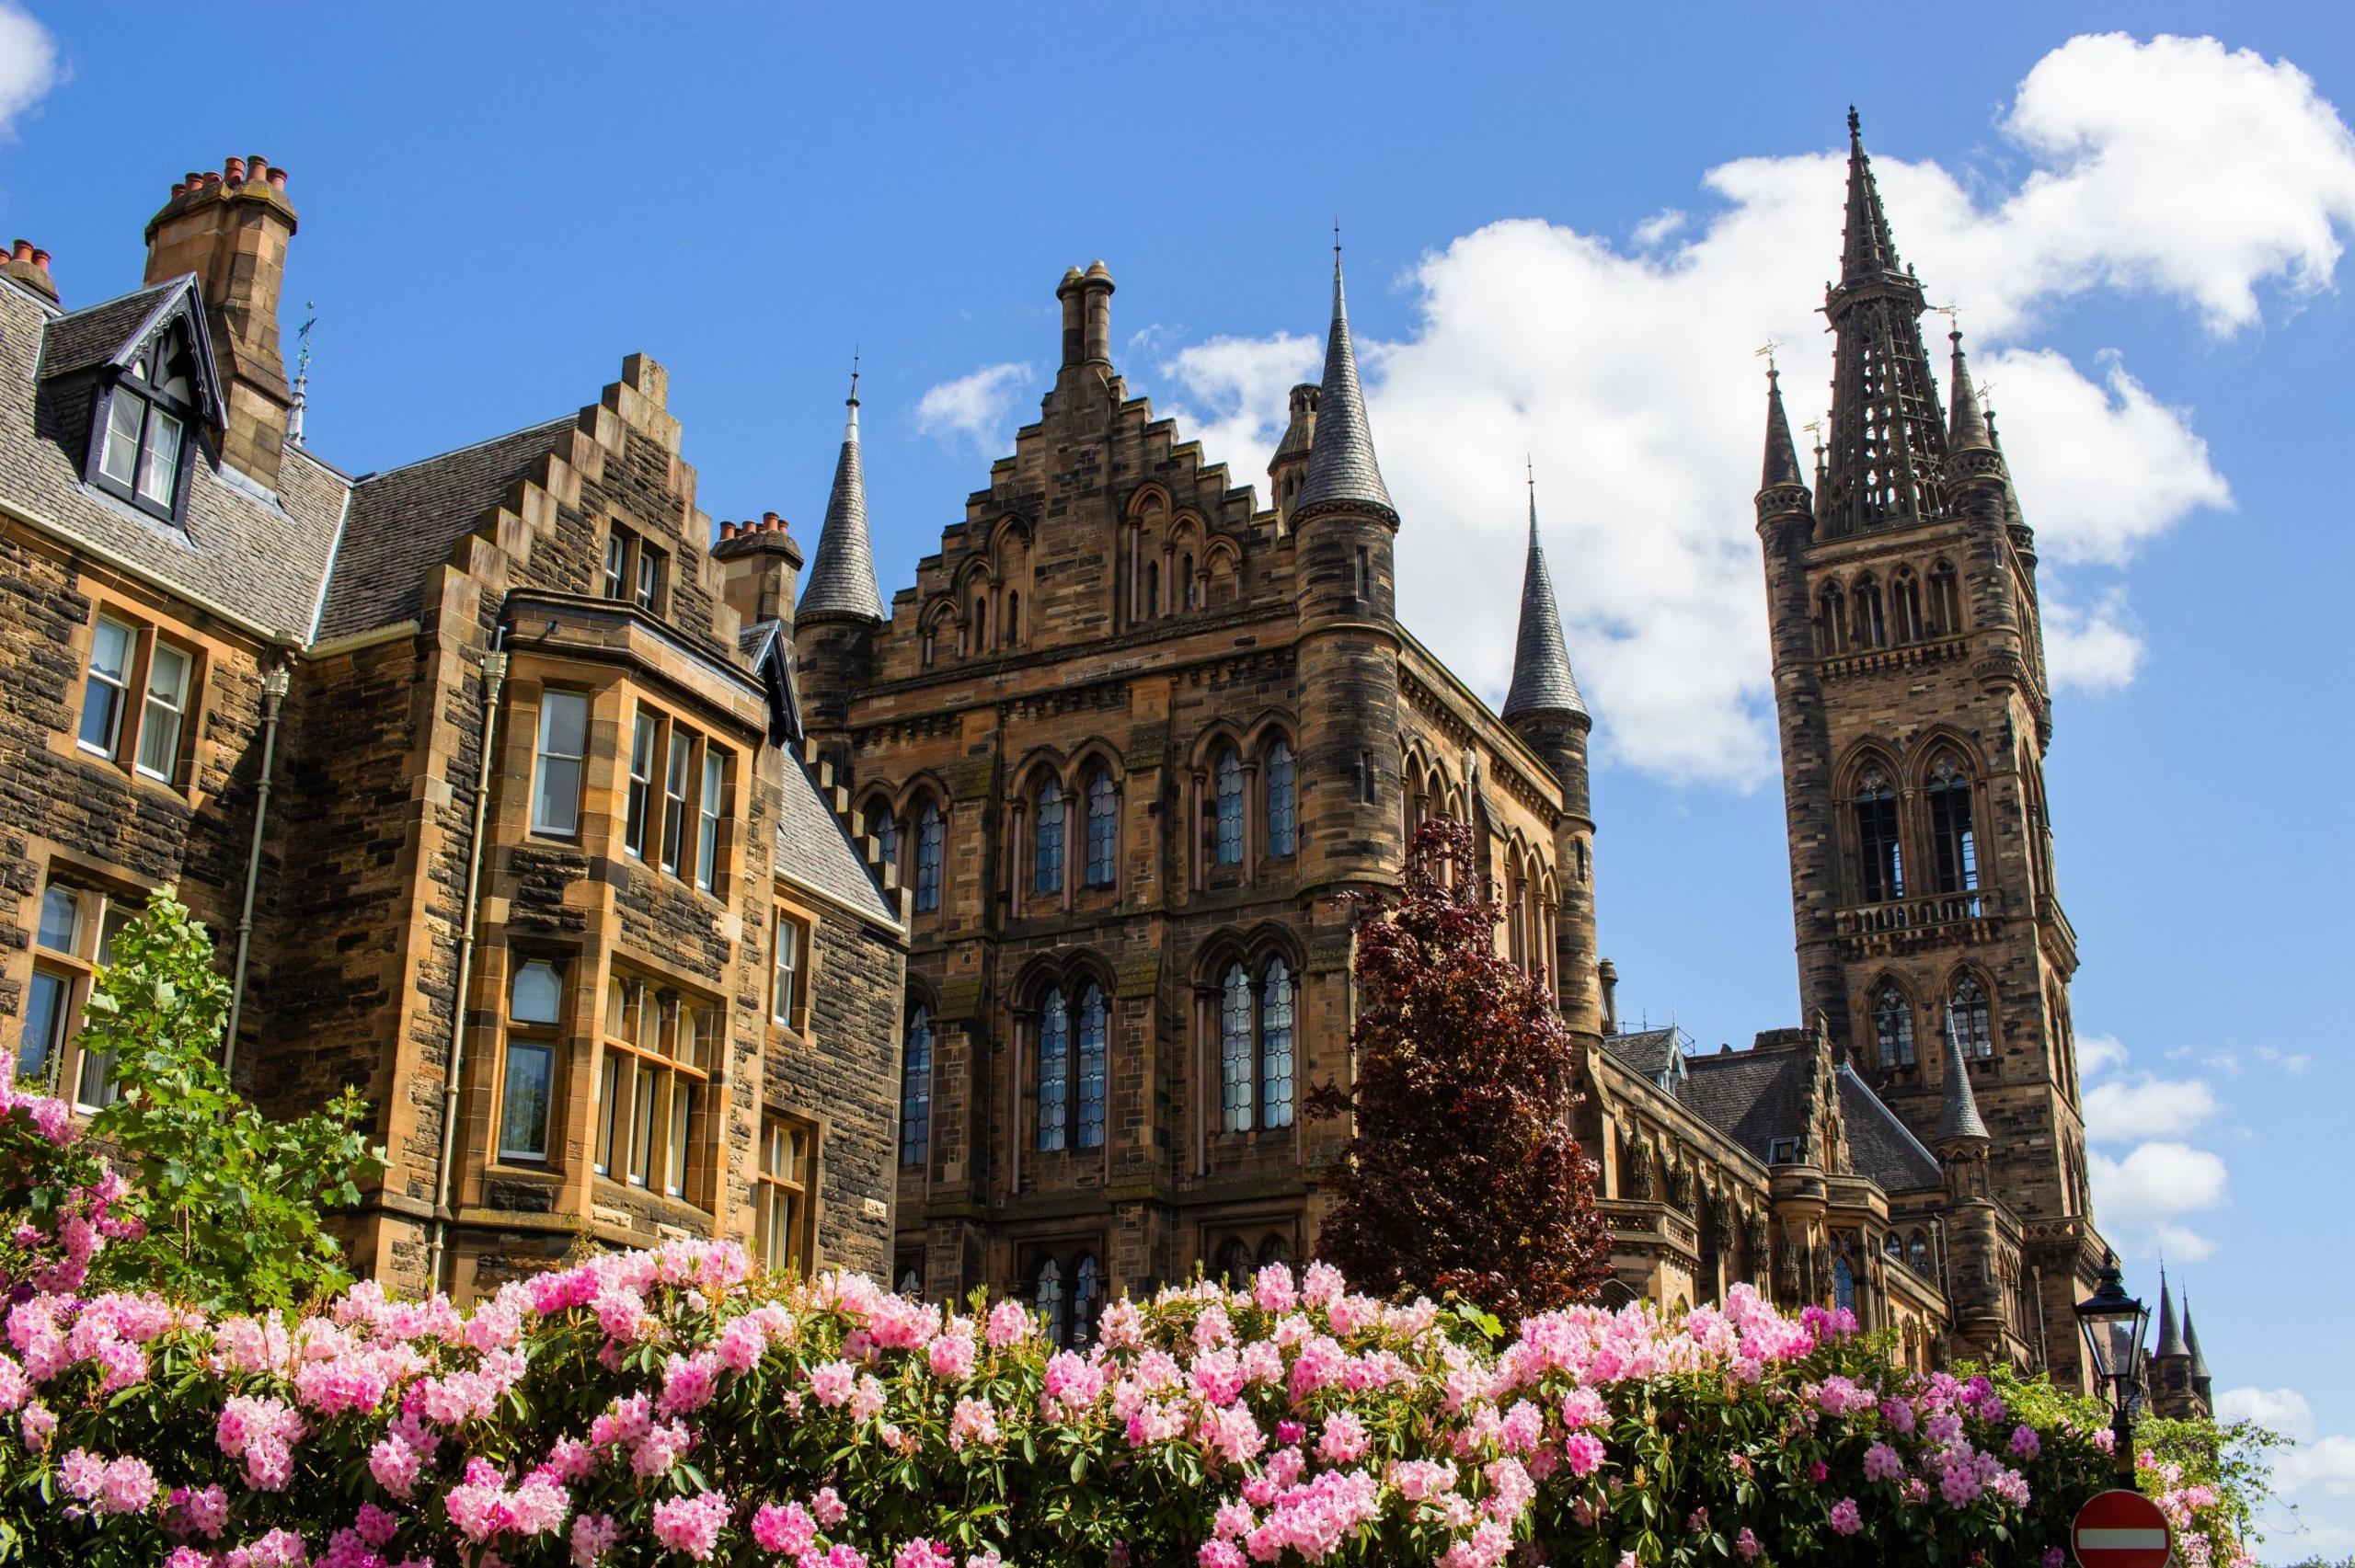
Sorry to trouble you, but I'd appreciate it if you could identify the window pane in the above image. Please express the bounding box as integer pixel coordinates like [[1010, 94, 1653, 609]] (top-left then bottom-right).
[[36, 887, 82, 954], [1220, 964, 1252, 1133], [511, 960, 561, 1024], [19, 969, 70, 1083], [1213, 750, 1243, 864], [1085, 771, 1116, 887], [1075, 986, 1107, 1150], [661, 733, 691, 874], [1036, 989, 1068, 1152], [630, 1064, 658, 1185], [635, 550, 659, 610], [1266, 743, 1296, 856], [79, 617, 133, 754], [666, 1082, 694, 1197], [773, 914, 800, 1024], [901, 1008, 933, 1168], [603, 535, 627, 599], [499, 1041, 554, 1160], [1261, 960, 1294, 1128], [137, 408, 182, 507], [697, 752, 724, 891], [75, 1043, 119, 1112], [914, 803, 943, 912], [626, 713, 656, 857], [595, 1053, 623, 1175], [1033, 785, 1063, 895], [99, 392, 144, 486], [532, 692, 588, 836], [135, 642, 191, 779]]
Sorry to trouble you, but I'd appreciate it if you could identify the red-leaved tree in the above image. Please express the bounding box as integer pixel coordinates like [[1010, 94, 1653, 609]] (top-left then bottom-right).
[[1307, 818, 1613, 1316]]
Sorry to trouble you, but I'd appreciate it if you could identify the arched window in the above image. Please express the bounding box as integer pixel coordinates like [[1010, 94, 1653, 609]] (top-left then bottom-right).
[[1257, 1233, 1292, 1268], [913, 800, 944, 913], [1926, 757, 1978, 894], [1891, 568, 1924, 643], [1906, 1233, 1930, 1274], [1833, 1254, 1856, 1314], [1874, 984, 1916, 1069], [1219, 963, 1252, 1133], [921, 628, 936, 668], [1852, 576, 1887, 648], [872, 807, 900, 881], [1928, 560, 1962, 635], [1181, 553, 1197, 610], [1265, 741, 1296, 857], [1854, 769, 1903, 903], [1818, 582, 1848, 656], [971, 598, 988, 652], [1261, 959, 1295, 1129], [1212, 748, 1244, 865], [1005, 590, 1020, 646], [1070, 1253, 1101, 1348], [1145, 561, 1161, 620], [1882, 1233, 1903, 1260], [1085, 768, 1118, 888], [1033, 781, 1064, 897], [1075, 984, 1108, 1150], [1032, 1257, 1063, 1339], [1948, 976, 1993, 1059], [1036, 987, 1069, 1152], [900, 1007, 933, 1168], [1214, 1237, 1252, 1288]]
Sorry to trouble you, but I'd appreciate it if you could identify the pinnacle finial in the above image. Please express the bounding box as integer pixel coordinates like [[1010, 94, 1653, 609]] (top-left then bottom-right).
[[1502, 469, 1585, 723], [1848, 104, 1861, 140], [1296, 245, 1393, 515], [1947, 324, 1992, 452], [848, 347, 860, 406], [1526, 455, 1537, 538]]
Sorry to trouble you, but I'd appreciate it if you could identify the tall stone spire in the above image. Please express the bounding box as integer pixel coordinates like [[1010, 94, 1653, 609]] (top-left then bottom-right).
[[798, 366, 885, 623], [1819, 109, 1950, 536], [1501, 469, 1586, 721], [2154, 1268, 2188, 1359], [1296, 246, 1393, 516], [2183, 1298, 2211, 1390], [1761, 366, 1808, 493]]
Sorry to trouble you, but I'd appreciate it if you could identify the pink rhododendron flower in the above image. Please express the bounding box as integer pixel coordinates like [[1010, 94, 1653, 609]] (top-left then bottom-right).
[[649, 1491, 730, 1560], [1829, 1497, 1863, 1535]]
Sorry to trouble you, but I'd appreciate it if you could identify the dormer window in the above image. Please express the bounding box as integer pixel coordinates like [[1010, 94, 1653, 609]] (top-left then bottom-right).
[[91, 325, 199, 521]]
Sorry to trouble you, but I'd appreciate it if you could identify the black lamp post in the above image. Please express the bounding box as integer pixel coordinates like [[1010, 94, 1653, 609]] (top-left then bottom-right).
[[2073, 1252, 2150, 1482]]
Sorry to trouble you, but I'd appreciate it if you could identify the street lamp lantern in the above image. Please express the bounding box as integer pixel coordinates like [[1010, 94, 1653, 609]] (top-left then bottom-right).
[[2074, 1251, 2149, 1479]]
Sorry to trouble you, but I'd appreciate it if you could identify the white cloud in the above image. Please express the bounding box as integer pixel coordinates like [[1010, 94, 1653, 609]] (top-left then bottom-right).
[[2089, 1139, 2229, 1236], [1133, 32, 2349, 787], [2219, 1386, 2316, 1440], [2150, 1224, 2217, 1264], [0, 4, 56, 141], [2281, 1436, 2355, 1498], [2255, 1045, 2312, 1077], [2085, 1072, 2222, 1142], [2077, 1033, 2130, 1078], [914, 362, 1035, 456]]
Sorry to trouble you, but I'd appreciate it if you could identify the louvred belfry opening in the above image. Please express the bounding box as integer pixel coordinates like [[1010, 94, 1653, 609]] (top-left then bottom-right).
[[1819, 109, 1951, 535]]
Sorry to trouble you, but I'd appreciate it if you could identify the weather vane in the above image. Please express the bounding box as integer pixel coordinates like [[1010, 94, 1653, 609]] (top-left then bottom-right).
[[288, 301, 316, 447], [1754, 338, 1783, 372]]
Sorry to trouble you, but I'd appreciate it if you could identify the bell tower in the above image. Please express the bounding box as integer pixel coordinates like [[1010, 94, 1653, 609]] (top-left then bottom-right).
[[1755, 109, 2106, 1390]]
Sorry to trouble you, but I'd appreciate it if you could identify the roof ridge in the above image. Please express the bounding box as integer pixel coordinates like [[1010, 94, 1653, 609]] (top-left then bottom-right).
[[352, 414, 573, 486]]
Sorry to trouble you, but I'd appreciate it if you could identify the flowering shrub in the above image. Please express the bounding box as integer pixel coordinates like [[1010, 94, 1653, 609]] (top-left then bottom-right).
[[0, 1204, 2195, 1568]]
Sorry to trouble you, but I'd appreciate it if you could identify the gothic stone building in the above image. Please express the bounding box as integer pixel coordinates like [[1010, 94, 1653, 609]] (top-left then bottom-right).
[[0, 155, 907, 1300]]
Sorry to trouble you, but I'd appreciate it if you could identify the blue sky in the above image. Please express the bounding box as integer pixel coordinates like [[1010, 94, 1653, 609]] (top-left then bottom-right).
[[2, 3, 2349, 1554]]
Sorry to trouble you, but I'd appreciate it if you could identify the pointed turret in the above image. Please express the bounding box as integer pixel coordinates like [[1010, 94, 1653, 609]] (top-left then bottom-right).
[[1269, 383, 1318, 523], [1761, 367, 1809, 494], [1819, 109, 1950, 535], [2184, 1298, 2212, 1394], [798, 374, 885, 623], [1936, 1025, 1989, 1145], [1947, 330, 1992, 452], [1295, 251, 1393, 517], [1502, 478, 1586, 721], [2154, 1269, 2188, 1359]]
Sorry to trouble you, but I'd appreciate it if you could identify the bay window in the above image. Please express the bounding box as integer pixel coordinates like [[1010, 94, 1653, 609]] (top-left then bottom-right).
[[594, 973, 715, 1202], [499, 958, 563, 1162]]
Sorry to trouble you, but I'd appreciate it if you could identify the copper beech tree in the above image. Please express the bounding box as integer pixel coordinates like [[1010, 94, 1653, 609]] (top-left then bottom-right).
[[1308, 818, 1612, 1317]]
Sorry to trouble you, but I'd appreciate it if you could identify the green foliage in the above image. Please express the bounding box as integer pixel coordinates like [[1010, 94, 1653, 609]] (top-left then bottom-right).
[[59, 887, 382, 1310]]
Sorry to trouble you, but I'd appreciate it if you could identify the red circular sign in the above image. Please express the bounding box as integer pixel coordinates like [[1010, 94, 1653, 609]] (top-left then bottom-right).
[[2072, 1488, 2172, 1568]]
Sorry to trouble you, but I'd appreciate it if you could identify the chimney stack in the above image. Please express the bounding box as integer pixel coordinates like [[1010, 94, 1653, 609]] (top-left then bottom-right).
[[1056, 260, 1116, 372], [3, 237, 58, 305], [143, 155, 299, 489], [712, 511, 805, 641]]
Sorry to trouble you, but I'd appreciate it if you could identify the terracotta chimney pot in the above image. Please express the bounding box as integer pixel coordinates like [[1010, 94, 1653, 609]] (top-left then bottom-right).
[[224, 156, 246, 184], [10, 239, 29, 263], [31, 250, 49, 273], [247, 155, 270, 182], [266, 167, 288, 191]]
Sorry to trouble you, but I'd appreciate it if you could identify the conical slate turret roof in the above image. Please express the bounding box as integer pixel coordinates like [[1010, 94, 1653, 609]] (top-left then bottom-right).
[[1762, 367, 1808, 492], [1296, 254, 1392, 515], [798, 383, 885, 623], [1947, 330, 1992, 452], [2154, 1270, 2188, 1359], [2183, 1298, 2211, 1380], [1937, 1025, 1989, 1144], [1501, 478, 1586, 721], [1841, 106, 1904, 284]]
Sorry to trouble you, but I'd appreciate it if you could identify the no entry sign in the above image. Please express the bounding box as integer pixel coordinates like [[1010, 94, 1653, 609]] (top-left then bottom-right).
[[2072, 1488, 2172, 1568]]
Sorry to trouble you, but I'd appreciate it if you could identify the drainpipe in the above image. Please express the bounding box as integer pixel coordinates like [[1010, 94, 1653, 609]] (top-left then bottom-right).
[[223, 663, 292, 1077], [426, 634, 510, 1295]]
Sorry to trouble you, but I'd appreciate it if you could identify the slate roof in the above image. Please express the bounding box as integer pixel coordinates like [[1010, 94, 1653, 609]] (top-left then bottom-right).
[[2154, 1272, 2187, 1359], [1835, 1063, 1942, 1192], [1936, 1028, 1990, 1143], [1603, 1027, 1681, 1082], [1295, 258, 1392, 514], [798, 399, 884, 622], [0, 276, 346, 636], [1675, 1047, 1811, 1165], [313, 418, 572, 641], [1500, 493, 1586, 720], [1761, 369, 1807, 492], [775, 754, 896, 927]]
